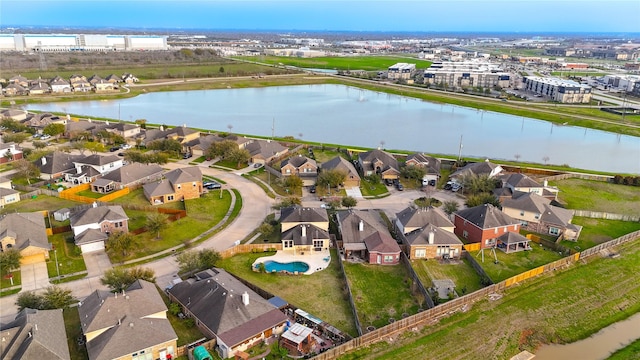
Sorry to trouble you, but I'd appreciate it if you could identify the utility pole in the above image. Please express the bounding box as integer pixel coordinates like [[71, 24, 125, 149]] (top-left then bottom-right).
[[271, 118, 275, 140], [457, 135, 464, 163], [54, 249, 60, 281]]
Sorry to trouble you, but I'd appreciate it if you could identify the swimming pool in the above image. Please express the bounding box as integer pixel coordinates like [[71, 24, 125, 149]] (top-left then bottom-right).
[[255, 260, 310, 273]]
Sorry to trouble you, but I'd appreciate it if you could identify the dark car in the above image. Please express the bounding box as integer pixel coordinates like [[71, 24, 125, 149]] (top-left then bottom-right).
[[204, 181, 221, 189], [428, 179, 437, 186], [443, 183, 453, 190], [396, 183, 404, 191], [109, 146, 120, 152], [384, 179, 393, 186], [182, 153, 192, 159], [309, 185, 316, 193], [253, 163, 263, 168]]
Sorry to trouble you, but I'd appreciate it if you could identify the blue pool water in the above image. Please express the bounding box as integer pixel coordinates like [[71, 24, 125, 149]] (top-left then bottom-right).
[[256, 260, 310, 273]]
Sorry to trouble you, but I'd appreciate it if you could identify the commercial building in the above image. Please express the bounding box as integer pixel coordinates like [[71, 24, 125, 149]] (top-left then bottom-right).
[[387, 63, 416, 80], [422, 61, 510, 89], [522, 76, 592, 103], [602, 74, 640, 92], [0, 34, 168, 52]]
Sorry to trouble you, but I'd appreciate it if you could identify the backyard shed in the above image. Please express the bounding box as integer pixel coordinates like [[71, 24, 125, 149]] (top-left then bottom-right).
[[53, 208, 70, 221]]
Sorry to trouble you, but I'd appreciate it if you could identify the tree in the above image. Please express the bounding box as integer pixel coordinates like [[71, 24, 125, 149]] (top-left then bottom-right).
[[442, 200, 460, 215], [101, 267, 155, 292], [84, 141, 106, 154], [146, 213, 168, 239], [227, 148, 250, 167], [282, 175, 303, 192], [317, 169, 347, 189], [542, 155, 550, 165], [461, 173, 498, 196], [42, 285, 76, 309], [147, 138, 182, 155], [2, 132, 30, 145], [0, 249, 21, 278], [16, 291, 43, 311], [401, 165, 427, 182], [465, 193, 501, 208], [342, 196, 358, 208], [71, 140, 87, 155], [135, 119, 147, 129], [272, 196, 301, 209], [13, 159, 40, 184], [43, 123, 66, 141], [258, 222, 274, 236], [32, 140, 47, 149], [219, 66, 225, 73], [106, 231, 139, 258], [176, 249, 221, 276], [205, 140, 237, 160]]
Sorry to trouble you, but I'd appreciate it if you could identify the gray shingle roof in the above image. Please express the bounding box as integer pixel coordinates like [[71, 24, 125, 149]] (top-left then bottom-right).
[[143, 181, 175, 198], [502, 192, 574, 226], [164, 166, 201, 185], [77, 154, 121, 166], [78, 280, 177, 360], [74, 228, 108, 246], [450, 160, 501, 178], [405, 224, 463, 246], [497, 232, 530, 245], [281, 155, 316, 169], [358, 149, 399, 174], [34, 152, 82, 175], [455, 204, 519, 229], [70, 206, 128, 228], [100, 163, 163, 185], [321, 156, 360, 180], [245, 140, 287, 159], [406, 153, 441, 174], [167, 269, 287, 347], [280, 206, 328, 224], [337, 209, 389, 247], [281, 224, 330, 246], [501, 173, 542, 188], [0, 213, 50, 252], [363, 231, 401, 254], [396, 206, 453, 231], [0, 308, 71, 360]]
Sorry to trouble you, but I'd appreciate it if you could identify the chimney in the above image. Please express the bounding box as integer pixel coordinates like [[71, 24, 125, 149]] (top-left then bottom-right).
[[301, 225, 306, 238], [242, 291, 250, 306], [41, 157, 47, 165], [358, 220, 364, 232], [428, 231, 435, 245]]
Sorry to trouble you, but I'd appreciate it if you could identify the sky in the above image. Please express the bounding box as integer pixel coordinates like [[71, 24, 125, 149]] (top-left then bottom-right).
[[1, 0, 639, 33]]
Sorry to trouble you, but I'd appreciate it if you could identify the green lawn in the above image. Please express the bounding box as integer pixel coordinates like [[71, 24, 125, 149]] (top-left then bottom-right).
[[411, 258, 485, 296], [338, 240, 640, 360], [359, 178, 389, 197], [476, 244, 564, 283], [0, 195, 81, 215], [310, 148, 349, 163], [217, 250, 358, 337], [343, 262, 420, 329], [110, 191, 232, 262], [193, 156, 206, 163], [159, 290, 206, 346], [123, 209, 151, 231], [559, 217, 640, 251], [214, 159, 245, 170], [75, 190, 105, 199], [550, 179, 640, 215], [253, 171, 302, 197], [608, 338, 640, 360], [239, 55, 432, 71], [63, 307, 89, 360], [111, 188, 185, 210], [47, 232, 87, 280], [1, 271, 21, 290]]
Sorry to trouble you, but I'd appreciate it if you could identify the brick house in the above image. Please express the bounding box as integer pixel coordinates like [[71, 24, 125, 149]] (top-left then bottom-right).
[[143, 166, 203, 205], [70, 205, 129, 253], [280, 155, 317, 186], [453, 204, 522, 249], [336, 209, 400, 264], [320, 156, 360, 188], [357, 149, 400, 180], [395, 206, 462, 259], [0, 143, 23, 164], [0, 213, 51, 265], [405, 153, 441, 182]]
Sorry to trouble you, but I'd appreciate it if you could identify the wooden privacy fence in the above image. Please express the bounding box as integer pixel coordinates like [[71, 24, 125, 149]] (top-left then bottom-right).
[[541, 173, 613, 182], [399, 253, 434, 309], [572, 210, 640, 222], [311, 230, 640, 360], [59, 183, 130, 203], [336, 250, 364, 336], [218, 243, 282, 259], [463, 243, 481, 252]]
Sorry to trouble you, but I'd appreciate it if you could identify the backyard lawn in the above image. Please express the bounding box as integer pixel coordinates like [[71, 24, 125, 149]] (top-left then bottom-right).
[[253, 171, 302, 197], [476, 244, 564, 283], [558, 217, 640, 251], [75, 189, 105, 199], [159, 290, 206, 346], [217, 250, 358, 337], [47, 232, 87, 280], [110, 188, 185, 210], [411, 258, 485, 296], [63, 308, 89, 360], [0, 195, 80, 215], [338, 240, 640, 360], [310, 148, 350, 163], [343, 262, 421, 329], [549, 179, 640, 215]]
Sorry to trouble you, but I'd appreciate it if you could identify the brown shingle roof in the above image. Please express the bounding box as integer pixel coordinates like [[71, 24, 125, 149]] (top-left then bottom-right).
[[455, 204, 519, 229], [363, 231, 401, 254], [405, 224, 463, 246], [321, 156, 360, 181], [70, 206, 128, 228], [396, 206, 453, 231]]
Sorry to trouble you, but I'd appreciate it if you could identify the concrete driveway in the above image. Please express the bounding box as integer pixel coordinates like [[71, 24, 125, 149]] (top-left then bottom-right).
[[20, 261, 50, 292], [83, 250, 113, 277]]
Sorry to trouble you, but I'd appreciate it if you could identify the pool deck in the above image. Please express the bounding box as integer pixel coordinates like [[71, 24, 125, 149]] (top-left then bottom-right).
[[252, 249, 332, 275]]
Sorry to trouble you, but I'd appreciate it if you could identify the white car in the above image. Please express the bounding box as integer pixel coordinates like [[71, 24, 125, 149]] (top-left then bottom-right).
[[120, 144, 132, 150]]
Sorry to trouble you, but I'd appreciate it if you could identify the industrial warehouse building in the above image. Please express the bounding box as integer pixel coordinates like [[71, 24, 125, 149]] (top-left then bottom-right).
[[0, 34, 168, 52], [522, 76, 592, 103], [422, 61, 511, 89]]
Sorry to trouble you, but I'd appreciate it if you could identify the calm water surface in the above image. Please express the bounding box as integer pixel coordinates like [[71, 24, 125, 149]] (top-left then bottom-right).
[[25, 84, 640, 173]]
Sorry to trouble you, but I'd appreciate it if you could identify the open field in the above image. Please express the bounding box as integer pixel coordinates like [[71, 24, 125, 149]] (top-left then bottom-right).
[[476, 244, 564, 283], [550, 179, 640, 214], [217, 250, 358, 337], [411, 258, 485, 296], [559, 217, 640, 251], [236, 55, 432, 71], [338, 240, 640, 360], [47, 232, 87, 279], [343, 262, 421, 329]]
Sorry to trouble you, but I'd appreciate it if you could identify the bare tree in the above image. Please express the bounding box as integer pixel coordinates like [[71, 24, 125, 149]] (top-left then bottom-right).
[[227, 124, 233, 133], [514, 154, 521, 162], [542, 155, 550, 165]]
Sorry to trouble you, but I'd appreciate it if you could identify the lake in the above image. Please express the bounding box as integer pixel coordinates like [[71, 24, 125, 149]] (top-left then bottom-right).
[[25, 84, 640, 173]]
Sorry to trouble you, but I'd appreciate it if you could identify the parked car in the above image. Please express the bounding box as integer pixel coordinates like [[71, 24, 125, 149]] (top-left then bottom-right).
[[117, 152, 125, 157], [309, 185, 316, 193], [182, 153, 192, 159], [120, 144, 132, 150], [109, 146, 120, 152], [451, 184, 462, 192], [384, 179, 393, 186], [253, 163, 263, 168], [396, 183, 404, 191], [444, 182, 453, 190], [428, 179, 437, 186], [204, 181, 221, 189]]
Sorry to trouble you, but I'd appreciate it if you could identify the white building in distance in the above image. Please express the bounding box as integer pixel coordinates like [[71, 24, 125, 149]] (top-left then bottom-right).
[[387, 63, 416, 80], [0, 34, 168, 52], [422, 61, 511, 89], [523, 76, 592, 103]]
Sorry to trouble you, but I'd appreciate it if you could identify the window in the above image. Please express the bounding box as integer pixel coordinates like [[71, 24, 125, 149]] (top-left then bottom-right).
[[415, 249, 426, 258], [437, 246, 450, 255], [520, 210, 525, 216], [193, 182, 196, 187], [463, 230, 468, 239], [534, 213, 540, 219], [313, 240, 323, 249], [167, 195, 174, 201], [549, 227, 560, 236], [286, 169, 291, 174], [520, 221, 528, 227], [384, 255, 394, 262], [110, 163, 114, 168], [283, 240, 293, 249]]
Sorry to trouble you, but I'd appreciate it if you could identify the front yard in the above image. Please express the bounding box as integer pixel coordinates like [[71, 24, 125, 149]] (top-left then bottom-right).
[[411, 258, 485, 296], [217, 250, 358, 337], [252, 170, 303, 197], [359, 178, 388, 197], [550, 179, 640, 215], [47, 232, 87, 280], [476, 244, 564, 283], [343, 262, 421, 329]]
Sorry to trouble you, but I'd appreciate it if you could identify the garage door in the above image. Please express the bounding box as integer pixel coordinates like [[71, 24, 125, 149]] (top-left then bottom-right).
[[21, 253, 46, 265], [81, 242, 105, 254]]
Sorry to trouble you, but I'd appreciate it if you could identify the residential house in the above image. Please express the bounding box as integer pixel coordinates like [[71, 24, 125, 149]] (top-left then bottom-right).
[[279, 206, 329, 232], [450, 159, 503, 181], [183, 134, 221, 157], [122, 73, 139, 84], [495, 173, 559, 201], [104, 74, 121, 85], [0, 109, 28, 121], [336, 209, 400, 265], [165, 126, 201, 144], [454, 204, 526, 250], [34, 152, 83, 180], [0, 212, 51, 264], [0, 143, 23, 164], [50, 77, 72, 93], [280, 155, 317, 186], [70, 205, 129, 253], [357, 149, 400, 180], [403, 224, 464, 259], [94, 163, 164, 191], [94, 79, 114, 92], [106, 122, 141, 139], [23, 112, 66, 133], [0, 178, 20, 208], [87, 75, 102, 86], [245, 139, 288, 165], [3, 83, 27, 96], [66, 154, 123, 184], [167, 268, 288, 359], [70, 75, 92, 92], [78, 280, 178, 360], [395, 206, 455, 235], [9, 75, 28, 87], [405, 153, 441, 181], [69, 74, 87, 84], [0, 308, 71, 360], [28, 82, 51, 95], [502, 192, 582, 240], [281, 224, 331, 254], [320, 156, 361, 188], [143, 166, 203, 205], [65, 119, 109, 139]]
